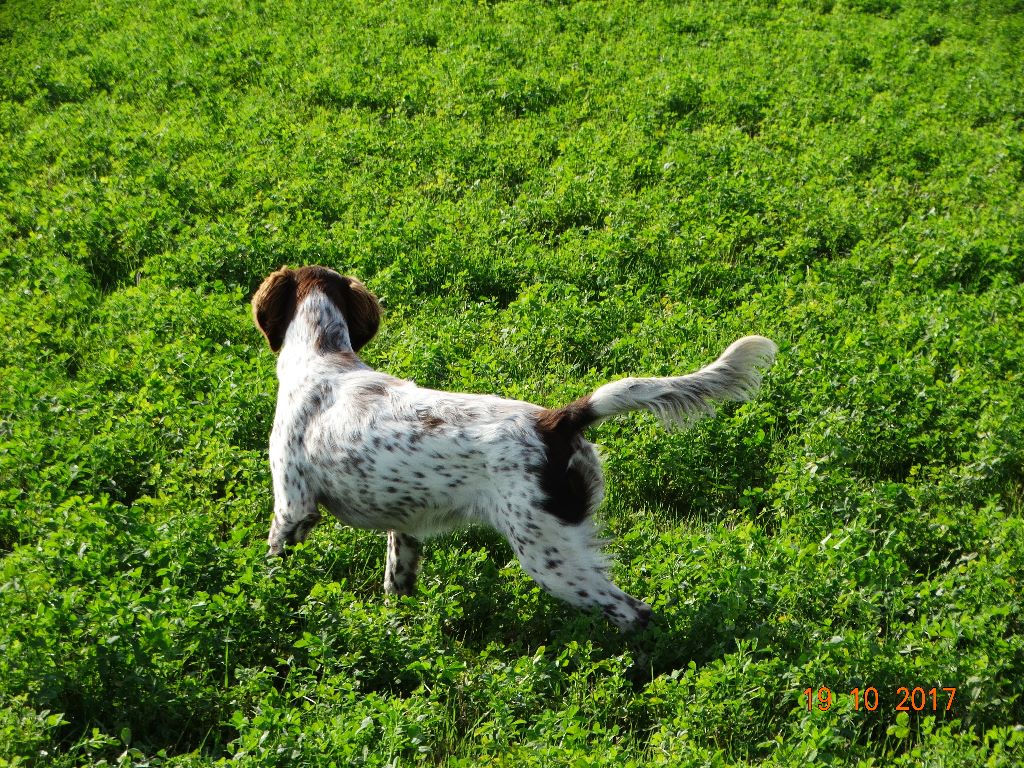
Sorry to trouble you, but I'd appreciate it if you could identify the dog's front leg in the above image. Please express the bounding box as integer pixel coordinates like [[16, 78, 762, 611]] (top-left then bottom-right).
[[267, 468, 320, 556], [384, 530, 422, 596]]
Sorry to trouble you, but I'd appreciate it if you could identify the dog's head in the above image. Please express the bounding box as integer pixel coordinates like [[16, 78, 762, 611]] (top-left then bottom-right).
[[252, 266, 381, 353]]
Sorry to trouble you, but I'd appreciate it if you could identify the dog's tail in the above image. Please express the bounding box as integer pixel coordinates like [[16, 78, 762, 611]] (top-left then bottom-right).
[[538, 335, 778, 436]]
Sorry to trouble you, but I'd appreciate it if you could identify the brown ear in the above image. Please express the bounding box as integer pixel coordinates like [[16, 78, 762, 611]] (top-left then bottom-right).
[[342, 276, 381, 351], [252, 267, 297, 352]]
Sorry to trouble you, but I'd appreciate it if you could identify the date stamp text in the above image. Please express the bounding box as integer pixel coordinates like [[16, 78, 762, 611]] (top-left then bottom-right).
[[803, 686, 957, 713]]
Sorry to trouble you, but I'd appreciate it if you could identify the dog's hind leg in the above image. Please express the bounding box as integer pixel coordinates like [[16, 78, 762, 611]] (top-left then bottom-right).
[[501, 512, 652, 631], [384, 530, 423, 596]]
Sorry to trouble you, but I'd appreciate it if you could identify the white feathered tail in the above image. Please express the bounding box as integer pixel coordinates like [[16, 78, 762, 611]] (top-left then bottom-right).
[[586, 335, 778, 429]]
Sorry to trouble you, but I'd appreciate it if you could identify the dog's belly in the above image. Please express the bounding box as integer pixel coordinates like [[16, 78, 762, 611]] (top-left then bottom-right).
[[309, 444, 498, 537], [318, 488, 470, 536]]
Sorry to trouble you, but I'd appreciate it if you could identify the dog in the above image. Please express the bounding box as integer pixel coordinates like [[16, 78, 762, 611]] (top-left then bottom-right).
[[252, 265, 776, 630]]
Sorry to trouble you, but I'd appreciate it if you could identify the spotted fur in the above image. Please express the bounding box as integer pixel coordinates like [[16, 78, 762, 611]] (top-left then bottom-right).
[[252, 265, 777, 631]]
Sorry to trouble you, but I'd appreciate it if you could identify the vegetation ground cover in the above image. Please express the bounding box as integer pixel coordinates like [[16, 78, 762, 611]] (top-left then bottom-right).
[[1, 0, 1022, 764]]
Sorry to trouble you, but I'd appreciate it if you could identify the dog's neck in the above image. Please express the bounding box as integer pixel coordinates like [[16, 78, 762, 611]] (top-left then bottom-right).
[[277, 291, 362, 384]]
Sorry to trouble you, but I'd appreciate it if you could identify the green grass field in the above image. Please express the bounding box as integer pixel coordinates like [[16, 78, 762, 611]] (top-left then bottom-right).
[[1, 0, 1023, 764]]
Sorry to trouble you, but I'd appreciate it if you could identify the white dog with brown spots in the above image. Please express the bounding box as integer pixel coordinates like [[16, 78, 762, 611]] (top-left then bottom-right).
[[252, 265, 776, 630]]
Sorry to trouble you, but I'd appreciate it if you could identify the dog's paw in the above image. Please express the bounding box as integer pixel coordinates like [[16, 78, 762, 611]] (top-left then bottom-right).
[[603, 597, 653, 632]]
